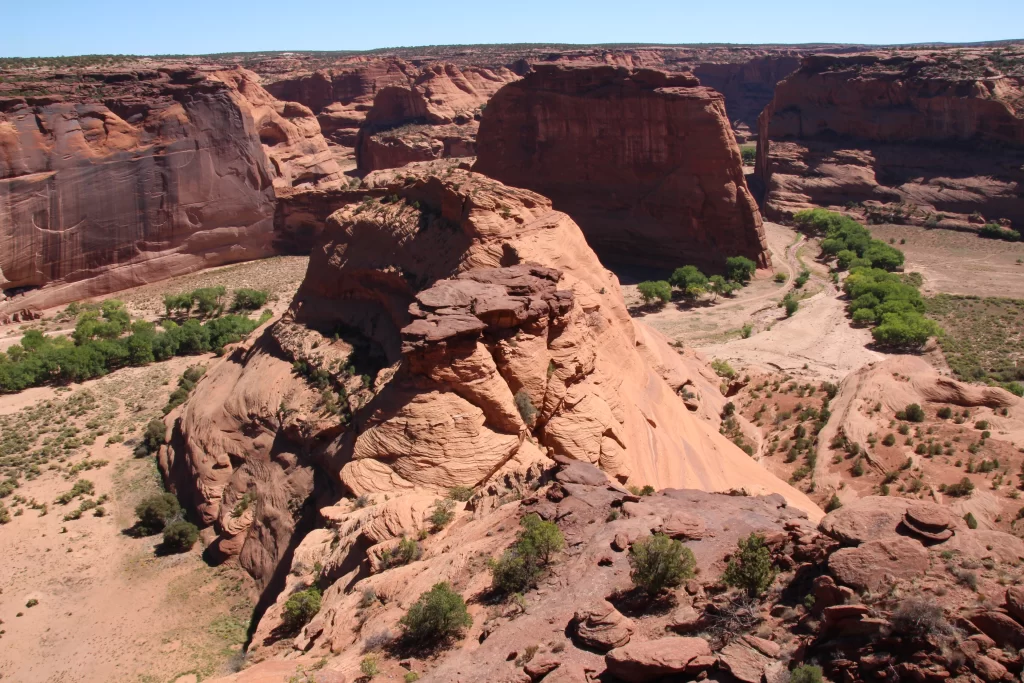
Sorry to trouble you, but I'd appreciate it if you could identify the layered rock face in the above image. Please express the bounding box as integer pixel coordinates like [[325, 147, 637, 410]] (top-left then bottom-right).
[[474, 65, 770, 269], [354, 63, 518, 172], [0, 67, 341, 314], [692, 55, 802, 142], [756, 53, 1024, 226], [163, 161, 814, 588]]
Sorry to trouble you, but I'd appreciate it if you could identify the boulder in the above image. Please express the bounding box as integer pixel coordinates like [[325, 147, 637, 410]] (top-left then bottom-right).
[[524, 655, 561, 681], [970, 611, 1024, 649], [1005, 586, 1024, 624], [656, 512, 707, 540], [828, 537, 929, 591], [818, 496, 913, 545], [720, 639, 773, 683], [572, 601, 636, 652], [605, 636, 712, 683]]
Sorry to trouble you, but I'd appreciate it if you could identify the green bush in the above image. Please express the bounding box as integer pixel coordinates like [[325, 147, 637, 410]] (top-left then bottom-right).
[[637, 280, 673, 306], [825, 494, 842, 512], [783, 294, 799, 317], [162, 520, 199, 553], [964, 512, 979, 529], [946, 477, 975, 497], [902, 404, 926, 422], [448, 486, 474, 502], [283, 587, 322, 631], [232, 288, 269, 311], [514, 389, 538, 427], [979, 223, 1021, 242], [882, 433, 896, 447], [489, 513, 564, 595], [360, 655, 380, 679], [726, 256, 757, 284], [790, 664, 825, 683], [430, 499, 456, 531], [722, 533, 777, 598], [628, 533, 696, 597], [381, 536, 422, 569], [937, 406, 952, 419], [135, 493, 181, 534], [399, 582, 472, 648]]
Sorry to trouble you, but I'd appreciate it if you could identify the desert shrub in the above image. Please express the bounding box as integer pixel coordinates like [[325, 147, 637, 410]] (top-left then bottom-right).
[[726, 256, 757, 284], [430, 499, 456, 531], [937, 406, 952, 419], [891, 597, 947, 636], [139, 418, 166, 455], [723, 533, 777, 598], [489, 513, 564, 595], [783, 294, 799, 317], [360, 655, 380, 678], [740, 146, 756, 164], [901, 404, 926, 422], [794, 269, 810, 288], [514, 389, 538, 427], [975, 420, 990, 430], [964, 512, 979, 529], [774, 273, 787, 283], [232, 288, 269, 311], [825, 494, 842, 512], [979, 223, 1021, 242], [135, 492, 181, 534], [711, 359, 737, 380], [946, 477, 975, 497], [709, 274, 740, 299], [790, 664, 825, 683], [161, 520, 199, 553], [404, 673, 420, 682], [628, 533, 696, 597], [447, 486, 474, 502], [741, 324, 753, 339], [882, 433, 896, 447], [399, 582, 472, 648], [381, 536, 422, 569], [283, 587, 322, 631], [637, 280, 673, 306]]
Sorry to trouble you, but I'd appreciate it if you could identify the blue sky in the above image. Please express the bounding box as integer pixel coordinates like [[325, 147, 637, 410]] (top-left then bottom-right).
[[2, 0, 1021, 57]]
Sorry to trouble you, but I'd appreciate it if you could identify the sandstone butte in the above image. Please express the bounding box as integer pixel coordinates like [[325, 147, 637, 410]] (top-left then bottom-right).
[[473, 64, 770, 270], [756, 52, 1024, 227], [0, 67, 342, 317], [160, 161, 818, 592]]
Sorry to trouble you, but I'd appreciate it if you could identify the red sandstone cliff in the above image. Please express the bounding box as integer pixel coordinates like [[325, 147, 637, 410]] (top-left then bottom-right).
[[0, 67, 341, 314], [756, 52, 1024, 226], [474, 65, 770, 270]]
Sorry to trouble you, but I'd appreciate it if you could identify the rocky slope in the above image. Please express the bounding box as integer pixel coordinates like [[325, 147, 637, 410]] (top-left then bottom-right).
[[0, 67, 341, 315], [474, 65, 770, 270], [756, 51, 1024, 227], [160, 161, 815, 605]]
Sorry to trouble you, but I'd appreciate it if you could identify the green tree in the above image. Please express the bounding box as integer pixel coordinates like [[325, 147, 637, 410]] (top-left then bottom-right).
[[637, 280, 673, 306], [162, 520, 199, 553], [722, 533, 777, 598], [399, 582, 472, 648], [669, 265, 708, 293], [232, 288, 269, 311], [282, 587, 322, 631], [135, 493, 181, 534], [726, 256, 757, 284], [628, 533, 696, 597]]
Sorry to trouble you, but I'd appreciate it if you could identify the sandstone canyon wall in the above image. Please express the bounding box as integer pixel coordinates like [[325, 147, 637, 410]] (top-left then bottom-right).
[[756, 53, 1024, 227], [474, 65, 770, 269], [161, 161, 816, 590], [0, 68, 341, 315]]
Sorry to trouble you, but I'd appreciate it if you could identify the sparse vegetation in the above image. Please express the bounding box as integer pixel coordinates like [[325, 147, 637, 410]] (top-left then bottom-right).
[[283, 586, 322, 631], [489, 513, 564, 595], [399, 582, 472, 648], [134, 492, 181, 534], [925, 295, 1024, 391], [628, 533, 696, 597], [161, 519, 200, 553], [722, 533, 777, 598]]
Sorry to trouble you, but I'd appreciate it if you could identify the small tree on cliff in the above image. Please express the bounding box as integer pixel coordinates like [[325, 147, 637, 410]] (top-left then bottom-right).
[[723, 533, 778, 598]]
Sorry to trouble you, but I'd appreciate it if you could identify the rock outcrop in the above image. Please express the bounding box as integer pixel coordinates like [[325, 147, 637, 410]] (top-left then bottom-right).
[[756, 52, 1024, 227], [0, 67, 341, 315], [474, 64, 770, 270], [164, 161, 816, 587], [354, 63, 518, 173]]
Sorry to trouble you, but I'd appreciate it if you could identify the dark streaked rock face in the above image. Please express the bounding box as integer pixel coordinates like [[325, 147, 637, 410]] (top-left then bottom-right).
[[474, 64, 770, 270]]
